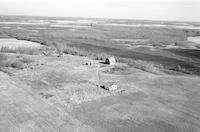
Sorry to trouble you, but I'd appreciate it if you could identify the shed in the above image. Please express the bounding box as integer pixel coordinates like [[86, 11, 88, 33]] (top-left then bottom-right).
[[105, 57, 116, 65], [85, 62, 92, 66]]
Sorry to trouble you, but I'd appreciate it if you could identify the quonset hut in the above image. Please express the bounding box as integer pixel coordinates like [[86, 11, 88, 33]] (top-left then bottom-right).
[[105, 57, 116, 65]]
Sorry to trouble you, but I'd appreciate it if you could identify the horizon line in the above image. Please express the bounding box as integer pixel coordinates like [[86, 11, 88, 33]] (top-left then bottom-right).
[[0, 14, 199, 23]]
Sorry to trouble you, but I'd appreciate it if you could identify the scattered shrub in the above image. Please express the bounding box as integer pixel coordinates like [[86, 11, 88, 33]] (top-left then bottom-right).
[[0, 46, 42, 55], [0, 53, 33, 69], [168, 65, 193, 74], [53, 44, 110, 60], [10, 61, 23, 69], [0, 56, 23, 69]]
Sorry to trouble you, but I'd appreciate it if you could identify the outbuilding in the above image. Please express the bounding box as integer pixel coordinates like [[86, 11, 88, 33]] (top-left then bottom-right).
[[105, 57, 116, 65]]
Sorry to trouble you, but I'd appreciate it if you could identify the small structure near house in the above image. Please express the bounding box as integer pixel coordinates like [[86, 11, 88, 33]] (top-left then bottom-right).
[[100, 84, 118, 91], [100, 81, 118, 91], [105, 57, 116, 65]]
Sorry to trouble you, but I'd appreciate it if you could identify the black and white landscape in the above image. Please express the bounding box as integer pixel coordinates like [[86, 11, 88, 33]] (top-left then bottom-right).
[[0, 0, 200, 132]]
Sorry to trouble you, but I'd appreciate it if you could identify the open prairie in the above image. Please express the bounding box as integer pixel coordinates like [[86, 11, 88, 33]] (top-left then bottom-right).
[[1, 15, 200, 74], [0, 15, 200, 132]]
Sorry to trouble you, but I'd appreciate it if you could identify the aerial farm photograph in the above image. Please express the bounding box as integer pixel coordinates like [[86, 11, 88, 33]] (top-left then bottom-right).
[[0, 0, 200, 131]]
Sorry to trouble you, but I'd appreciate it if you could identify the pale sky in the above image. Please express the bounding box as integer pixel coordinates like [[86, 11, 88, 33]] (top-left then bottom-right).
[[0, 0, 200, 22]]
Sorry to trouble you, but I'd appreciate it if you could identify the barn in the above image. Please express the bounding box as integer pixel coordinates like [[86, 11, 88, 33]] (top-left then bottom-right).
[[105, 57, 116, 65]]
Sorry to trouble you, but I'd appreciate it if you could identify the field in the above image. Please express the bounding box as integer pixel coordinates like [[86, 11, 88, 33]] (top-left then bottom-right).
[[0, 15, 200, 74], [0, 15, 200, 132]]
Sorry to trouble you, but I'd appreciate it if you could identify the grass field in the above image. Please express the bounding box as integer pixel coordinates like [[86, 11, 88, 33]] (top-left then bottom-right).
[[0, 15, 200, 132]]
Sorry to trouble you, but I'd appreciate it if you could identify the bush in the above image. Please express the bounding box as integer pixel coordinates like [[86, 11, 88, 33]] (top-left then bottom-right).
[[0, 54, 24, 69], [10, 61, 23, 69]]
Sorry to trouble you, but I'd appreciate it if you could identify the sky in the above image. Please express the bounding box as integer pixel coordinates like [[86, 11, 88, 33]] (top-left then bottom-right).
[[0, 0, 199, 22]]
